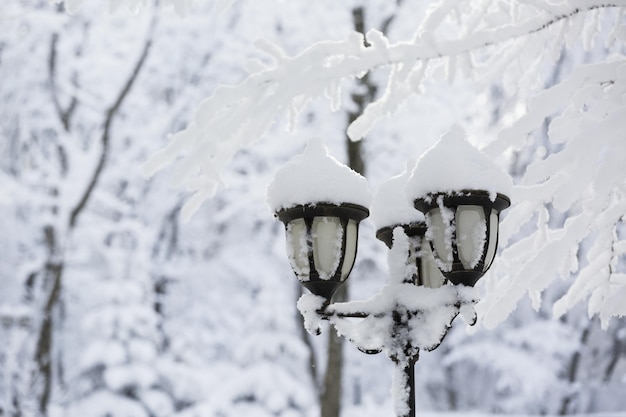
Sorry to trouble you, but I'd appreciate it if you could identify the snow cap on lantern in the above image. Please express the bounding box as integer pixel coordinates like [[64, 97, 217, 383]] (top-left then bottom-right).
[[372, 162, 446, 289], [267, 138, 371, 302], [407, 125, 512, 287], [406, 124, 513, 200], [267, 138, 371, 212], [371, 160, 424, 231], [371, 161, 425, 249]]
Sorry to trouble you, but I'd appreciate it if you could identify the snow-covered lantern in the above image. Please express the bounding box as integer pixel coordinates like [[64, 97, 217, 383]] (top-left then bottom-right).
[[267, 139, 371, 301], [407, 125, 512, 287], [371, 163, 445, 288]]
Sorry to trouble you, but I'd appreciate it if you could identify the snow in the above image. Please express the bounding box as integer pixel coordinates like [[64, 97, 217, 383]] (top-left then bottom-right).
[[387, 227, 416, 285], [326, 282, 478, 353], [266, 138, 371, 212], [299, 229, 480, 354], [370, 161, 425, 230], [67, 391, 149, 417], [296, 293, 327, 335], [284, 220, 311, 279], [4, 1, 626, 416], [104, 363, 158, 391], [392, 365, 411, 417], [297, 225, 480, 417], [80, 340, 127, 369], [478, 58, 626, 328], [406, 124, 513, 202]]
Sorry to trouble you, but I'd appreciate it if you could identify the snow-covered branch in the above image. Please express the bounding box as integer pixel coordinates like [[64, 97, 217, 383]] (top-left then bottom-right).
[[144, 0, 624, 219], [478, 58, 626, 328]]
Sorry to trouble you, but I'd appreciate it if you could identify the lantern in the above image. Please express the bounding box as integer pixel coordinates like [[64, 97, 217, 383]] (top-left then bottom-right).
[[267, 139, 372, 302], [414, 190, 510, 286], [276, 203, 369, 301]]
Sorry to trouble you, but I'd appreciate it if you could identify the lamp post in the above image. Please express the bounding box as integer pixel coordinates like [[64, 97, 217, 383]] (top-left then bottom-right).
[[268, 127, 512, 417]]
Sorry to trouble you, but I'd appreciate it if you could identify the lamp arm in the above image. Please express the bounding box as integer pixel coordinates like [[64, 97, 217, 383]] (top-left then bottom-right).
[[321, 302, 385, 319], [298, 285, 478, 361]]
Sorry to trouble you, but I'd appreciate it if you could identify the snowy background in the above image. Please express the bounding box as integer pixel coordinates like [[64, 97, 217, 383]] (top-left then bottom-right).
[[1, 1, 625, 416]]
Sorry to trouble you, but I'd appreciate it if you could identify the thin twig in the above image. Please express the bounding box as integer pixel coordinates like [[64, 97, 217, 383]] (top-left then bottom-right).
[[68, 10, 158, 228]]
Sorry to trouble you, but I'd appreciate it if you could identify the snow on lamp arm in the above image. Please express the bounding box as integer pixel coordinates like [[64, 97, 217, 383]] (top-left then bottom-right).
[[408, 125, 512, 287]]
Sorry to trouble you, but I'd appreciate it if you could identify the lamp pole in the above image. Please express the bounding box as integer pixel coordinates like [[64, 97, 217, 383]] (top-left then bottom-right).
[[267, 127, 512, 417]]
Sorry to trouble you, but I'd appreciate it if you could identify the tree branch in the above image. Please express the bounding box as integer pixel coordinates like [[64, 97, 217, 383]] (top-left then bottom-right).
[[152, 2, 622, 212], [559, 319, 593, 415], [68, 11, 157, 229], [33, 224, 64, 416], [48, 32, 77, 133], [379, 0, 405, 36], [31, 11, 159, 416]]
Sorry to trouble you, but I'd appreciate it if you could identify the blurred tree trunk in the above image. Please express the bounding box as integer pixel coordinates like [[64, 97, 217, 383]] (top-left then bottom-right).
[[558, 318, 593, 415], [151, 201, 183, 352], [320, 6, 376, 417], [27, 12, 156, 416]]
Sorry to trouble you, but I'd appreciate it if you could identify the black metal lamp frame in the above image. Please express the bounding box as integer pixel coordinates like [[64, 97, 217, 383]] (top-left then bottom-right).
[[276, 203, 369, 301], [376, 222, 434, 287], [414, 190, 511, 287]]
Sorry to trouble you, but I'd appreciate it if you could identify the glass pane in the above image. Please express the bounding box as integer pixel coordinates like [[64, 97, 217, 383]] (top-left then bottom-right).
[[456, 205, 486, 269], [340, 220, 358, 281], [406, 235, 421, 284], [312, 217, 343, 280], [419, 236, 445, 288], [286, 219, 310, 280], [428, 208, 453, 272], [484, 210, 499, 271]]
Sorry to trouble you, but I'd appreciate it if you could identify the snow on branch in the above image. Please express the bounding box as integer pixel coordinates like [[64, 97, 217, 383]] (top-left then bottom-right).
[[145, 1, 624, 219], [478, 58, 626, 329]]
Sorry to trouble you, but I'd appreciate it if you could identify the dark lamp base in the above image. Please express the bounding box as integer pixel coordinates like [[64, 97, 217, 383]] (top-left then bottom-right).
[[301, 279, 344, 302], [444, 268, 485, 287]]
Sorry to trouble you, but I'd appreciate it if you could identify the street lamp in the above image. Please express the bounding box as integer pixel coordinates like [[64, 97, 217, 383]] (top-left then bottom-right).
[[268, 127, 512, 417]]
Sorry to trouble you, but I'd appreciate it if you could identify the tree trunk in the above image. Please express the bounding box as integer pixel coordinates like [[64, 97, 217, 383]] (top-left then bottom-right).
[[28, 12, 157, 415], [320, 283, 348, 417], [559, 321, 592, 415], [319, 7, 375, 417]]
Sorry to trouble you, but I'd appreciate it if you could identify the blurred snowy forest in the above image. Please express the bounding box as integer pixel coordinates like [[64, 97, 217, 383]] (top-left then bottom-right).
[[1, 1, 625, 417]]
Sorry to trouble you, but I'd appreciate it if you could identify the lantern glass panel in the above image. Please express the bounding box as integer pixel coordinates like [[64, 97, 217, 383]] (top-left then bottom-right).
[[456, 205, 486, 269], [419, 236, 446, 288], [429, 208, 453, 272], [312, 217, 343, 279], [286, 219, 310, 279], [483, 210, 499, 271], [340, 220, 358, 281]]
